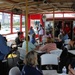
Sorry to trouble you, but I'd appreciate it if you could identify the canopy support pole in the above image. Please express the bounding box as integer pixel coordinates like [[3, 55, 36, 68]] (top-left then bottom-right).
[[25, 0, 28, 53]]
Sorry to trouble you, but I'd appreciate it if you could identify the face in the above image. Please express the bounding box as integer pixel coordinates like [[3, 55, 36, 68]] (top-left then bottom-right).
[[19, 34, 24, 40]]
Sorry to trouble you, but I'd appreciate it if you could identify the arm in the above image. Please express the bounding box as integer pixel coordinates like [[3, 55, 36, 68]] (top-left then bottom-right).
[[15, 37, 19, 45], [68, 64, 75, 75], [39, 44, 47, 52], [29, 42, 36, 50]]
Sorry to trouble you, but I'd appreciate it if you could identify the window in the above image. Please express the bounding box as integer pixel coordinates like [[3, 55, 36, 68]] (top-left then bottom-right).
[[0, 13, 10, 34], [64, 13, 75, 17], [22, 16, 25, 31], [13, 15, 20, 32], [55, 14, 63, 18]]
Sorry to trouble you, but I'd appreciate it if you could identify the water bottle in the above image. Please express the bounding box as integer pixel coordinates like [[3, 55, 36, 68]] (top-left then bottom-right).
[[62, 66, 67, 75]]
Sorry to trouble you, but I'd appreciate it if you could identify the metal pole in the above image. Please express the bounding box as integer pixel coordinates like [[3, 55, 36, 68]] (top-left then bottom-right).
[[53, 8, 55, 40], [25, 0, 28, 53]]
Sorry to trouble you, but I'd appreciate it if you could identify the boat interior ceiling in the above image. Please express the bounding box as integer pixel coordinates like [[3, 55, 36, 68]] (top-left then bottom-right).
[[0, 0, 75, 14]]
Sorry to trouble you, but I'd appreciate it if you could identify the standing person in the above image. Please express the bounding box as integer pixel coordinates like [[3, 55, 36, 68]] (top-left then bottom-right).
[[29, 26, 35, 42], [0, 24, 11, 75], [21, 51, 43, 75], [47, 24, 52, 33], [15, 31, 24, 47], [38, 24, 44, 43], [29, 26, 35, 35], [63, 24, 71, 39]]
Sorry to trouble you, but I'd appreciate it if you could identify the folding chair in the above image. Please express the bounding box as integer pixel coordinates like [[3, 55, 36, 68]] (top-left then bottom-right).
[[40, 53, 58, 70], [9, 66, 21, 75]]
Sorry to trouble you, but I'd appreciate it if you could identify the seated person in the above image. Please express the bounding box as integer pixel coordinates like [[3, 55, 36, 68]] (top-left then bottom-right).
[[39, 37, 57, 53], [68, 57, 75, 75], [15, 31, 24, 47], [22, 36, 39, 52], [21, 51, 43, 75], [42, 31, 52, 44], [62, 32, 69, 42], [19, 36, 39, 61], [58, 47, 75, 73], [68, 37, 75, 50], [30, 33, 38, 45]]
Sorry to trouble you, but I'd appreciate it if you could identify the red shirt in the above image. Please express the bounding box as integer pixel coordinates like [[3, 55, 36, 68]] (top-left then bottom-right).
[[64, 27, 70, 34]]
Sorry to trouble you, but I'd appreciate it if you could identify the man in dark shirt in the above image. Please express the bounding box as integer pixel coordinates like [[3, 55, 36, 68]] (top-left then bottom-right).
[[15, 31, 24, 47]]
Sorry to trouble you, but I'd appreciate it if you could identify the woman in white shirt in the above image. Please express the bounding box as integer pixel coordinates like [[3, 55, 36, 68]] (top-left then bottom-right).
[[38, 25, 44, 43]]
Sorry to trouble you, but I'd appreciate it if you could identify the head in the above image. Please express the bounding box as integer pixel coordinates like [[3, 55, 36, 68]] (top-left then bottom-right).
[[17, 31, 23, 36], [30, 26, 33, 29], [25, 36, 30, 41], [46, 37, 54, 43], [65, 24, 68, 27], [24, 51, 38, 66], [17, 31, 24, 39], [40, 24, 42, 27]]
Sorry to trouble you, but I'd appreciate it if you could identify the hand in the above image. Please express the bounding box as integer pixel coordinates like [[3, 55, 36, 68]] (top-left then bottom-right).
[[11, 44, 18, 51], [12, 44, 17, 48]]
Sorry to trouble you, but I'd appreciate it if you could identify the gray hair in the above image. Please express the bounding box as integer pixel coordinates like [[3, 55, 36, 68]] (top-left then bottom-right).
[[24, 51, 38, 66]]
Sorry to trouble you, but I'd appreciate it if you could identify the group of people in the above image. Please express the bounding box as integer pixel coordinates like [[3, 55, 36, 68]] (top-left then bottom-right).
[[0, 21, 75, 75], [13, 24, 75, 75], [21, 49, 75, 75], [0, 23, 42, 75]]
